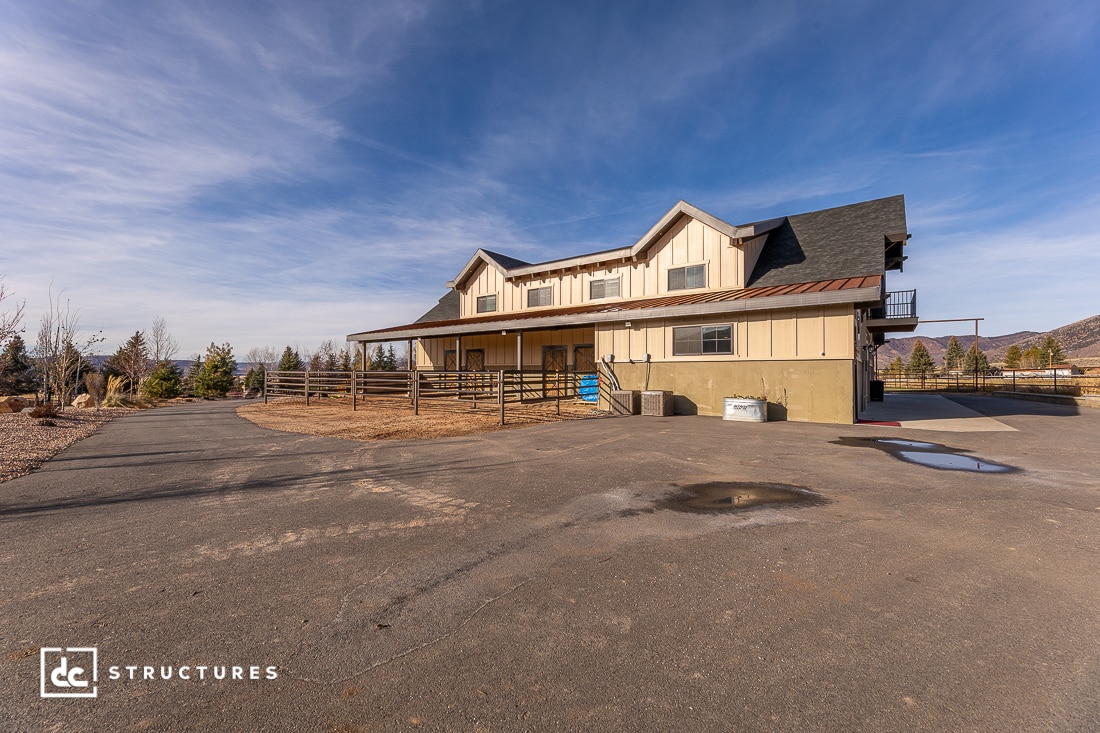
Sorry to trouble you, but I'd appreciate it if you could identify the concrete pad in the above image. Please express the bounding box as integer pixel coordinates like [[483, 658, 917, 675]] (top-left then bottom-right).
[[859, 393, 1017, 432]]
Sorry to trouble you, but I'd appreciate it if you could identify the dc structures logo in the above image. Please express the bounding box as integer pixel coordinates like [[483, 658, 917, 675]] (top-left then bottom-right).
[[40, 647, 98, 698]]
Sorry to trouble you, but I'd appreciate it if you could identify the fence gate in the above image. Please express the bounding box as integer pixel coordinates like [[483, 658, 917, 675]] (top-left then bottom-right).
[[542, 345, 567, 398]]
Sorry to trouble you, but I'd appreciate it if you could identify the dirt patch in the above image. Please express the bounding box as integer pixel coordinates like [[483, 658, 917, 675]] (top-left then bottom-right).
[[237, 396, 602, 441]]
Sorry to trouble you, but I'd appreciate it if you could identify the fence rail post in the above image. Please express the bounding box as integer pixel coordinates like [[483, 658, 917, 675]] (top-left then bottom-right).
[[499, 370, 505, 425], [352, 371, 358, 411], [305, 371, 310, 406]]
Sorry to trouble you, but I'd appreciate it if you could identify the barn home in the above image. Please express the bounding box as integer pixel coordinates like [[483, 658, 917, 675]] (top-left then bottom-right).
[[347, 195, 918, 424]]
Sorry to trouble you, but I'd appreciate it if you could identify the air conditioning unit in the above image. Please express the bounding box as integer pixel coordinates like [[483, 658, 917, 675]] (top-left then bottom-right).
[[641, 390, 673, 416], [609, 390, 640, 415]]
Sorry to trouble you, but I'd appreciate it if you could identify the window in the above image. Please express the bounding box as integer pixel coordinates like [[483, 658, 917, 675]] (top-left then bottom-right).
[[476, 294, 497, 313], [668, 264, 706, 291], [589, 277, 620, 300], [527, 286, 553, 307], [673, 325, 733, 355]]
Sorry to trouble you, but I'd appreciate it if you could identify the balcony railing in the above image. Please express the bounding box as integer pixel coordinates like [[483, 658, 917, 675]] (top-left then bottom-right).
[[883, 289, 917, 319]]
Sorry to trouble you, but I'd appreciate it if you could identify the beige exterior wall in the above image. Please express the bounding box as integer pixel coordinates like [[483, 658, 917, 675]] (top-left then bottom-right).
[[593, 305, 855, 363], [458, 216, 764, 317], [607, 359, 857, 424]]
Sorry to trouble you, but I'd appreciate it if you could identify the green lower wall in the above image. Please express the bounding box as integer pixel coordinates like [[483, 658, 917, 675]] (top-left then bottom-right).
[[604, 359, 857, 424]]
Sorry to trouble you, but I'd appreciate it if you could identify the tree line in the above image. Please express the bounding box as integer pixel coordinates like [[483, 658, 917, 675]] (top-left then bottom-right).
[[0, 281, 241, 405], [240, 342, 405, 391], [1, 278, 411, 406], [886, 334, 1067, 376]]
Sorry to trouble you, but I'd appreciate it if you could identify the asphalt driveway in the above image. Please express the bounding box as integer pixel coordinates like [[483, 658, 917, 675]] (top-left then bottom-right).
[[2, 396, 1099, 732]]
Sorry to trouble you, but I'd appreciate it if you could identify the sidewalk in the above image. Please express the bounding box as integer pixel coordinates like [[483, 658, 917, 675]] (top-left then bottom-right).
[[858, 393, 1016, 432]]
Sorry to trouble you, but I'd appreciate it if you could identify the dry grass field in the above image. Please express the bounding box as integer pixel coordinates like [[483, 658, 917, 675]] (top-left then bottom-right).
[[237, 395, 602, 441]]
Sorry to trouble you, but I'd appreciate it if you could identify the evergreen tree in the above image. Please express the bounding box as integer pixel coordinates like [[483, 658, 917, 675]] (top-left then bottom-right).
[[962, 344, 990, 374], [943, 336, 966, 372], [0, 335, 36, 395], [385, 344, 398, 371], [370, 344, 385, 370], [1021, 345, 1042, 369], [887, 355, 905, 376], [142, 360, 183, 399], [183, 355, 203, 395], [906, 340, 935, 376], [245, 365, 266, 390], [1037, 335, 1066, 366], [1003, 345, 1023, 369], [277, 346, 303, 371], [194, 342, 237, 397], [106, 330, 151, 398], [338, 347, 352, 372]]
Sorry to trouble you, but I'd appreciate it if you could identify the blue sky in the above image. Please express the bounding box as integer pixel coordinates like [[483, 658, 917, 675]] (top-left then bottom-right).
[[2, 0, 1099, 357]]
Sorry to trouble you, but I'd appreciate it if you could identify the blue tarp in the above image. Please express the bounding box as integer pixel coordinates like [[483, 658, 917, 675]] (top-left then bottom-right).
[[578, 374, 598, 403]]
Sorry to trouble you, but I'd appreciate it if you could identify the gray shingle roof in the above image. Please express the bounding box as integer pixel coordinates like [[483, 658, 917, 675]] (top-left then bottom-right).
[[414, 290, 460, 323], [747, 195, 906, 287], [480, 249, 531, 270]]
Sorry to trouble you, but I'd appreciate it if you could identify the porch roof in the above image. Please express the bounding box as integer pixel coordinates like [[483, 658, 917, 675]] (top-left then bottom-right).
[[348, 275, 882, 343]]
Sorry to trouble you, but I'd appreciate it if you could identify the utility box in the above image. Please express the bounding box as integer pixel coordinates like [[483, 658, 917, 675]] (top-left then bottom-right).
[[641, 390, 673, 417], [870, 380, 885, 402], [609, 390, 640, 415]]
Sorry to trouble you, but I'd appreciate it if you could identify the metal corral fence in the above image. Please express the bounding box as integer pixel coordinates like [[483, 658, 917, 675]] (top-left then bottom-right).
[[263, 370, 602, 424], [876, 371, 1100, 396]]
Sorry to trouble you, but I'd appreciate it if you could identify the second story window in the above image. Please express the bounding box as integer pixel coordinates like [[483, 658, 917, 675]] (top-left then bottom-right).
[[476, 294, 497, 313], [668, 264, 705, 291], [527, 286, 553, 307], [589, 277, 620, 300]]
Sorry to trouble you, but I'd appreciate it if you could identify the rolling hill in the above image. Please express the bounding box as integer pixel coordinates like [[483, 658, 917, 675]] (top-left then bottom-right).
[[877, 314, 1100, 366]]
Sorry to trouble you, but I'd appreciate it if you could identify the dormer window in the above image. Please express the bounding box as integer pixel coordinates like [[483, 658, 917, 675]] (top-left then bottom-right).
[[668, 264, 705, 291], [589, 277, 620, 300], [527, 286, 553, 307]]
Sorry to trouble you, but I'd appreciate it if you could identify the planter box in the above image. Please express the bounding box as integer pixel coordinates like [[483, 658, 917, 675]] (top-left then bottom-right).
[[723, 397, 767, 422]]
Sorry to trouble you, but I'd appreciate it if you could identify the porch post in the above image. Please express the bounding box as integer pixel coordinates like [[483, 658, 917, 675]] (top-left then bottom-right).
[[516, 331, 524, 402]]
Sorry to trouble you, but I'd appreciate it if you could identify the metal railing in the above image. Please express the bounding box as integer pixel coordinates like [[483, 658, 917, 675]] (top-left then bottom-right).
[[883, 289, 917, 319], [876, 370, 1099, 396]]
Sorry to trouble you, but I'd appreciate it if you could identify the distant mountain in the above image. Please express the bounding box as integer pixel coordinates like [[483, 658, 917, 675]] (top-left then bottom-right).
[[877, 314, 1100, 365]]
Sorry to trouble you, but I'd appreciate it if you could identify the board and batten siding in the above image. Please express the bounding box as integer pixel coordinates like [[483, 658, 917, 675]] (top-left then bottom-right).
[[594, 305, 855, 363], [458, 216, 767, 316]]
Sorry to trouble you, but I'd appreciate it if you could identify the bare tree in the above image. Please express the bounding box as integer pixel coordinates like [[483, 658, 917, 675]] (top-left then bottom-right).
[[0, 277, 26, 344], [32, 287, 103, 408], [149, 316, 179, 363], [246, 346, 278, 371]]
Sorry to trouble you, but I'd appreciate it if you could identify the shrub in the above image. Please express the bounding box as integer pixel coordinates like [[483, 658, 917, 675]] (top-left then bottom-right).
[[142, 360, 183, 399], [30, 402, 58, 419]]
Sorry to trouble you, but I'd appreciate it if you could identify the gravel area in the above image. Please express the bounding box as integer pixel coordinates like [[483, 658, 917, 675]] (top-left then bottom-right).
[[0, 408, 134, 483], [238, 395, 602, 441]]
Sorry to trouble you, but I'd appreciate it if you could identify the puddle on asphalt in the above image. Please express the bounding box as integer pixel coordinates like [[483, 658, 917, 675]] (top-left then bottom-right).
[[896, 451, 1011, 473], [831, 437, 1017, 473], [876, 439, 938, 449], [659, 482, 825, 513]]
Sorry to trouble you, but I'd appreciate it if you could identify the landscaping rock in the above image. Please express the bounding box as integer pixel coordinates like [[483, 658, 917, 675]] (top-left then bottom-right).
[[0, 396, 29, 413], [72, 394, 96, 408]]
